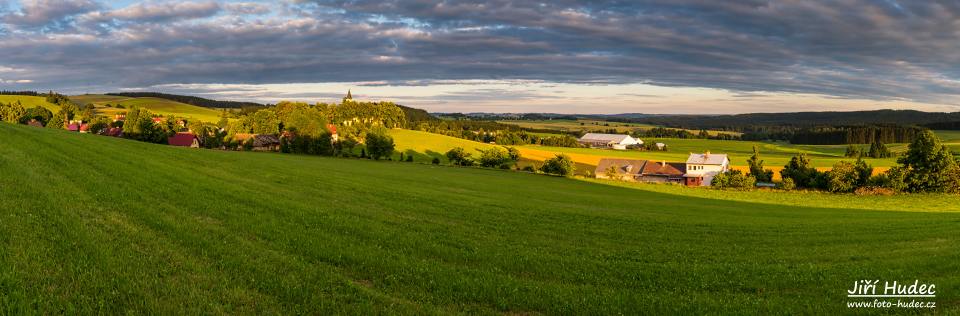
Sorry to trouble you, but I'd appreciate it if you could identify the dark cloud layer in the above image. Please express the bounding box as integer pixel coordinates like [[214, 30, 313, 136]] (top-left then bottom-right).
[[1, 0, 960, 105]]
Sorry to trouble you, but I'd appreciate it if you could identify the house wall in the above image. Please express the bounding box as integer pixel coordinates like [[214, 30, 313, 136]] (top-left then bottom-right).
[[685, 161, 729, 186], [638, 176, 680, 183]]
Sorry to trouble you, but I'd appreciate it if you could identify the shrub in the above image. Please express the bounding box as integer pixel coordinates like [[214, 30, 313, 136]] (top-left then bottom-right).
[[827, 161, 858, 193], [540, 154, 575, 176], [365, 127, 395, 160], [712, 170, 755, 189], [445, 147, 474, 166], [780, 153, 820, 188], [777, 178, 795, 190], [405, 155, 414, 162], [521, 165, 535, 172], [431, 157, 440, 165], [477, 147, 515, 168]]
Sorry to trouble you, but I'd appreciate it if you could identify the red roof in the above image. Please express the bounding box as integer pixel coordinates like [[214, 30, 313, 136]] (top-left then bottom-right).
[[105, 127, 123, 137], [167, 132, 198, 147], [67, 124, 80, 132], [152, 117, 164, 123], [326, 124, 338, 134], [79, 124, 89, 131]]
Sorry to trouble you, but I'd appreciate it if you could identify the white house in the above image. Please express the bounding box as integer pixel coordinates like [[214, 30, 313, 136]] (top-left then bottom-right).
[[683, 152, 729, 186], [577, 133, 642, 150]]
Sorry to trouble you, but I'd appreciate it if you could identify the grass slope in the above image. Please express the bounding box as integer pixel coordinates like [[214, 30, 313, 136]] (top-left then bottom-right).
[[70, 94, 226, 123], [0, 95, 61, 113], [1, 123, 959, 314]]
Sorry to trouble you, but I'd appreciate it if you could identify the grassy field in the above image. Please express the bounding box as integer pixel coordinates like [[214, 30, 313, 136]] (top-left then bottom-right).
[[70, 94, 227, 123], [0, 95, 61, 113], [390, 129, 901, 178], [1, 122, 959, 314], [499, 119, 742, 136]]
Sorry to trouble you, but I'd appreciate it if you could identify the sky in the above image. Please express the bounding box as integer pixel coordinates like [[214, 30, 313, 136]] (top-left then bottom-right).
[[2, 0, 960, 114]]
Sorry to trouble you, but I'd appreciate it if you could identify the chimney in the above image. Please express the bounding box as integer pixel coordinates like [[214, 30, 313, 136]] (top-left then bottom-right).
[[704, 151, 710, 158]]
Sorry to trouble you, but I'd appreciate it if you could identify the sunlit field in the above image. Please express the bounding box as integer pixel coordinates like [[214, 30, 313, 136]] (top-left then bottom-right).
[[1, 122, 958, 314], [70, 94, 226, 122]]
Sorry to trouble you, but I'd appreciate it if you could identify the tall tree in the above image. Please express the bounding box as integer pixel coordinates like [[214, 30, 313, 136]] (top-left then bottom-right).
[[746, 146, 773, 182], [898, 130, 960, 193]]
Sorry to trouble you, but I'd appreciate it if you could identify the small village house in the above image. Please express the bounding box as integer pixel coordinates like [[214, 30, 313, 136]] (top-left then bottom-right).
[[167, 132, 200, 148], [638, 160, 685, 183], [152, 117, 165, 124], [233, 133, 282, 151], [594, 159, 684, 183], [113, 113, 125, 122], [27, 119, 43, 128], [327, 124, 339, 142], [79, 124, 90, 133], [655, 142, 667, 150], [67, 123, 80, 132], [104, 127, 123, 137], [594, 159, 644, 181], [683, 152, 729, 186], [577, 133, 642, 150]]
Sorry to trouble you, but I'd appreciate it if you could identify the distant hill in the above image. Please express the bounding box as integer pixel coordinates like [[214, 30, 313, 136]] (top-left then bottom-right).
[[106, 92, 264, 109], [439, 109, 960, 130], [604, 110, 960, 130]]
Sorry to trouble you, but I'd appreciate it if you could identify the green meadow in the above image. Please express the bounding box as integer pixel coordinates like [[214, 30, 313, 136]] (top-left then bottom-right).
[[69, 94, 227, 122], [1, 122, 959, 314], [0, 95, 61, 113]]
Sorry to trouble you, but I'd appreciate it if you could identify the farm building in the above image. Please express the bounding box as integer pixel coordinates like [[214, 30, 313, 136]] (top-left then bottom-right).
[[638, 160, 685, 183], [234, 133, 282, 151], [594, 159, 644, 181], [577, 133, 642, 150], [683, 152, 729, 186], [168, 132, 200, 148], [594, 159, 685, 183]]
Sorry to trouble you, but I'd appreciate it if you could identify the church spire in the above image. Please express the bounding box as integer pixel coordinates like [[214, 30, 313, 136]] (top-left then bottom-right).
[[345, 89, 353, 100]]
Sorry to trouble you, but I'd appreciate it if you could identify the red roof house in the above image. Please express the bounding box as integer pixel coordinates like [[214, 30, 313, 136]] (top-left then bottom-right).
[[326, 124, 339, 142], [79, 124, 90, 133], [104, 127, 123, 137], [152, 117, 165, 124], [67, 123, 80, 132], [168, 132, 200, 148], [27, 119, 44, 128]]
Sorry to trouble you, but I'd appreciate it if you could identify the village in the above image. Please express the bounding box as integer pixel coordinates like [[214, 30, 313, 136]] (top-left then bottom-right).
[[577, 132, 729, 187]]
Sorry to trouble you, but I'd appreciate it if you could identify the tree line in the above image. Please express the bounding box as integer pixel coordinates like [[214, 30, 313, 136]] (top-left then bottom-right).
[[713, 130, 960, 194]]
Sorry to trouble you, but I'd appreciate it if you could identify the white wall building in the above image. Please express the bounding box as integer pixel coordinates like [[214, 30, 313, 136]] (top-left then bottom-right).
[[577, 133, 642, 150], [684, 152, 729, 186]]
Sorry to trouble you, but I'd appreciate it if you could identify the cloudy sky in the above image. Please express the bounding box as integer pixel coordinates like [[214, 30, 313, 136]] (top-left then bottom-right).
[[2, 0, 960, 113]]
